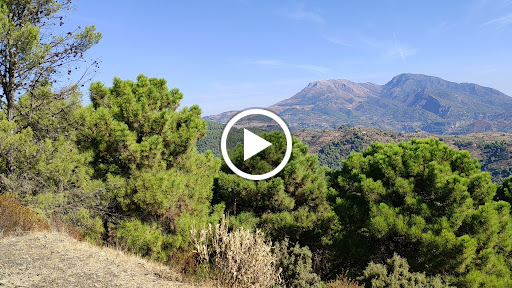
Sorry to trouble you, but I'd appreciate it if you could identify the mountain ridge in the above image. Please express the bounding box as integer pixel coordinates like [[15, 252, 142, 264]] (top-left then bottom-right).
[[205, 73, 512, 134]]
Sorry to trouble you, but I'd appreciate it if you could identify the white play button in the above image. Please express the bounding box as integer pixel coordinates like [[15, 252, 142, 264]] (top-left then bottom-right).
[[243, 129, 272, 161], [221, 108, 292, 181]]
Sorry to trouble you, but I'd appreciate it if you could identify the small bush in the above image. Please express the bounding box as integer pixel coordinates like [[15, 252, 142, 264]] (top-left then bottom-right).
[[112, 219, 168, 261], [0, 193, 50, 234], [327, 273, 363, 288], [274, 238, 321, 288], [191, 216, 280, 288], [52, 217, 84, 241], [359, 254, 450, 288], [62, 208, 104, 244]]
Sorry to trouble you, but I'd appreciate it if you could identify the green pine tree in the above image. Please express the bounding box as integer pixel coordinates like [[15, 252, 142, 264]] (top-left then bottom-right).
[[330, 139, 512, 287], [76, 75, 222, 256], [213, 132, 335, 250]]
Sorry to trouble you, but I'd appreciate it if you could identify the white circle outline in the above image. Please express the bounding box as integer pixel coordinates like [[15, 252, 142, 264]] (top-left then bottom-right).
[[220, 108, 292, 181]]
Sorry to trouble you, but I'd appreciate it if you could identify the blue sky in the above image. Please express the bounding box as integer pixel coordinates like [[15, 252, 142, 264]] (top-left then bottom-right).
[[71, 0, 512, 115]]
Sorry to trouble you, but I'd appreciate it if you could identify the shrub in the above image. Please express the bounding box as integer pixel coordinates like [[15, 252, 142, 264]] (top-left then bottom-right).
[[274, 238, 321, 288], [112, 219, 169, 261], [62, 208, 104, 244], [359, 254, 449, 288], [326, 273, 363, 288], [0, 194, 50, 234], [0, 119, 108, 242], [191, 216, 280, 288]]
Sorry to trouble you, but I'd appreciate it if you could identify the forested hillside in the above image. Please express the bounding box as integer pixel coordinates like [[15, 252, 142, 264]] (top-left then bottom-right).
[[196, 121, 266, 157], [199, 121, 512, 183]]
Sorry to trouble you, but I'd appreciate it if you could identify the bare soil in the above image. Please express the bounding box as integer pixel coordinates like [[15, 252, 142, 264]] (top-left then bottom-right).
[[0, 232, 199, 288]]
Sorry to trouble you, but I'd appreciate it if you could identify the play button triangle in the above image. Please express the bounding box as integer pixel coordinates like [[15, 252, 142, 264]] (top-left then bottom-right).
[[243, 129, 272, 161]]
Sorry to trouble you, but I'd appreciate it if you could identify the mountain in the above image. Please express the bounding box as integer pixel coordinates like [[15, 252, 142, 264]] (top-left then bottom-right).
[[205, 73, 512, 134]]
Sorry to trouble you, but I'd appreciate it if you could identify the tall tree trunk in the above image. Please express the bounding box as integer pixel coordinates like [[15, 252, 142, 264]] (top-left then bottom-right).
[[6, 90, 14, 122], [6, 39, 17, 122], [4, 90, 16, 174]]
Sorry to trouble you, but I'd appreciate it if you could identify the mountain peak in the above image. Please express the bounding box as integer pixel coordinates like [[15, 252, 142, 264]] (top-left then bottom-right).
[[206, 73, 512, 134], [386, 73, 447, 87], [272, 78, 381, 113], [306, 79, 358, 90]]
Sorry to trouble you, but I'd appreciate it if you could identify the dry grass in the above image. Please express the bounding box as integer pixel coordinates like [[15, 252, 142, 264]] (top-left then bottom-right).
[[0, 232, 199, 288], [0, 194, 208, 287], [191, 217, 280, 288], [51, 217, 85, 241], [0, 193, 50, 235]]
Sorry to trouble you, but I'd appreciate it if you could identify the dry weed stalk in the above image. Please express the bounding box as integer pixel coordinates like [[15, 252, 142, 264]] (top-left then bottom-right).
[[191, 216, 280, 288], [327, 272, 364, 288]]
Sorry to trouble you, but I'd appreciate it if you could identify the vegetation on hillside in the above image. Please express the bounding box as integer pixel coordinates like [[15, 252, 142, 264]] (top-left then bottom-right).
[[199, 123, 512, 183], [2, 1, 512, 287], [196, 121, 266, 157]]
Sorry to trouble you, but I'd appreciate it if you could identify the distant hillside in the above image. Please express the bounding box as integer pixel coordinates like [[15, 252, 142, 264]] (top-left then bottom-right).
[[205, 73, 512, 134], [198, 121, 512, 183], [297, 126, 512, 183], [196, 121, 269, 156]]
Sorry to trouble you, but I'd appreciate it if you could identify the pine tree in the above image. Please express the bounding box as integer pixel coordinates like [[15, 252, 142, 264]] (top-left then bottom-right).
[[76, 75, 221, 255], [0, 0, 101, 121], [330, 139, 512, 286], [213, 132, 334, 250]]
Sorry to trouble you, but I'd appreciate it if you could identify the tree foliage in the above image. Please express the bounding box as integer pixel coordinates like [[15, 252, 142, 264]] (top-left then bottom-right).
[[0, 114, 106, 242], [14, 85, 83, 140], [0, 0, 101, 121], [77, 75, 221, 250], [330, 139, 512, 286], [496, 176, 512, 205], [318, 134, 368, 171], [213, 132, 334, 250]]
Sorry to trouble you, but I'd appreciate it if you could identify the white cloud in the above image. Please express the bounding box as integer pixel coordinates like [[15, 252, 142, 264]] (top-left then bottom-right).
[[386, 45, 419, 62], [390, 32, 418, 62], [323, 35, 353, 47], [295, 64, 330, 74], [360, 33, 419, 63], [482, 13, 512, 27], [285, 4, 325, 24]]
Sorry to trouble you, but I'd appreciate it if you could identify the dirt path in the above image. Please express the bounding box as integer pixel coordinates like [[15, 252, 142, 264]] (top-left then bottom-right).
[[0, 232, 198, 288]]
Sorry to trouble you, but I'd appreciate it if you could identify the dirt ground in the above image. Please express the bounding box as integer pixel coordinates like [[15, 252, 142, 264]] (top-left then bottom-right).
[[0, 232, 199, 288]]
